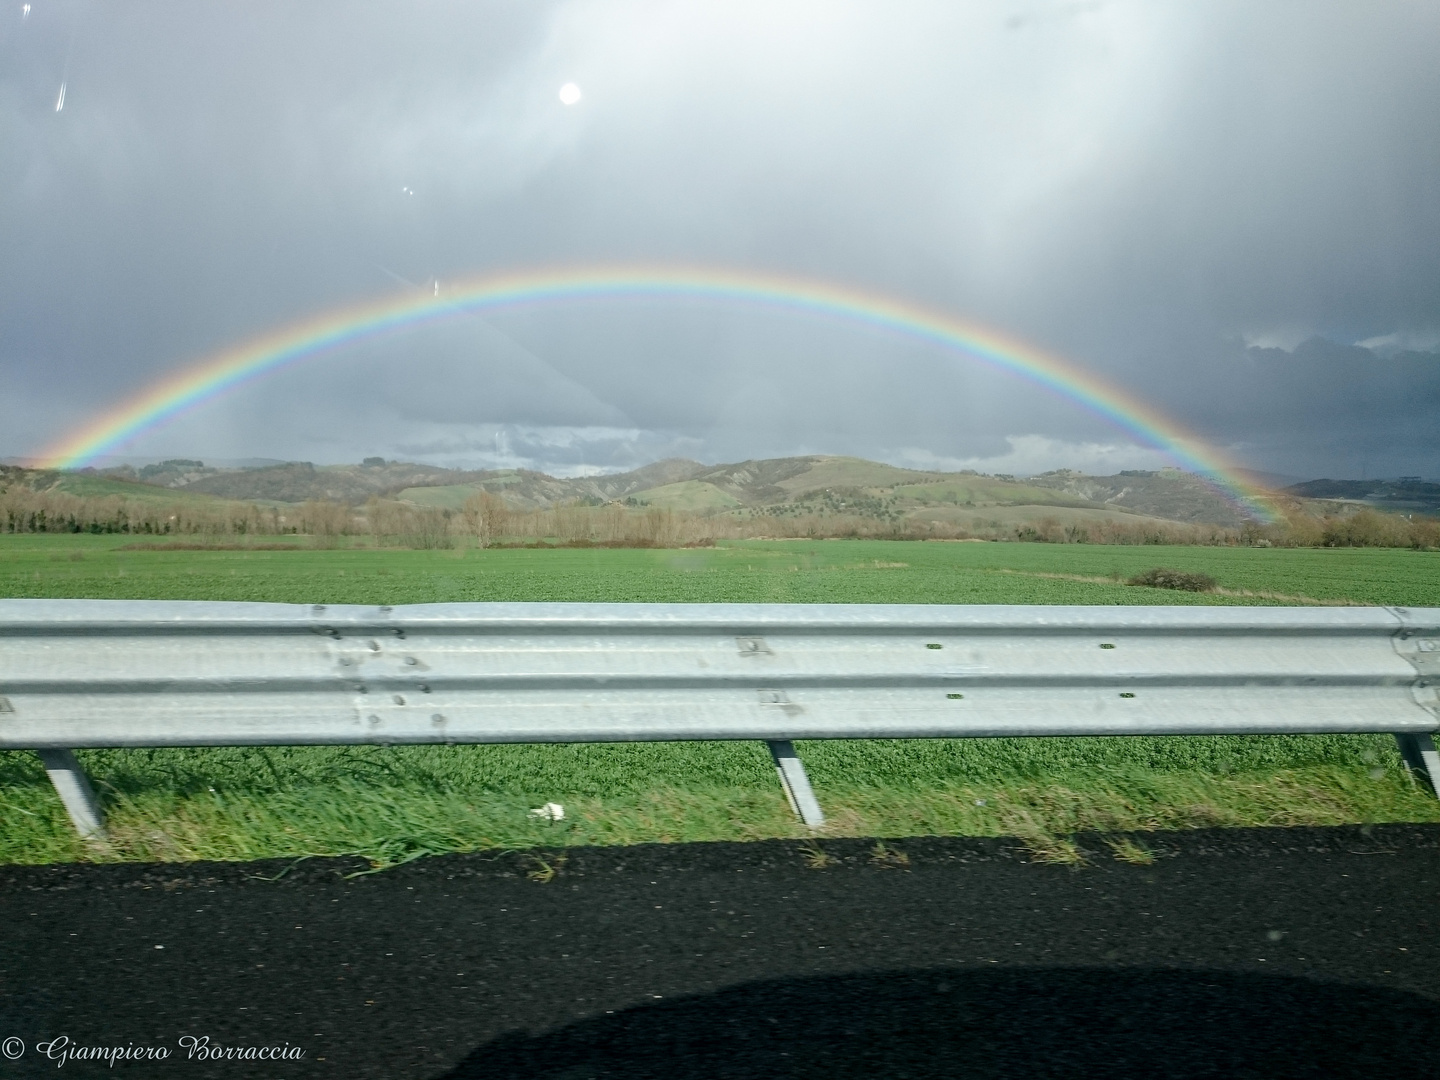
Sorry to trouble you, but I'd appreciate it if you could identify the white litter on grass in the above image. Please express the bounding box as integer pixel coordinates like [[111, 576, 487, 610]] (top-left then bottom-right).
[[529, 802, 565, 821]]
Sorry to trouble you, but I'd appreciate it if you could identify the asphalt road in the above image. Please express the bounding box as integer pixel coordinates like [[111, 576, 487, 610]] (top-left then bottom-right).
[[2, 825, 1438, 1079]]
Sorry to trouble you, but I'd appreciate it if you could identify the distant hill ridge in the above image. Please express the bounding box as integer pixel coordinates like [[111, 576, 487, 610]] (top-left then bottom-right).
[[9, 454, 1434, 530], [1282, 477, 1440, 515], [68, 454, 1262, 528]]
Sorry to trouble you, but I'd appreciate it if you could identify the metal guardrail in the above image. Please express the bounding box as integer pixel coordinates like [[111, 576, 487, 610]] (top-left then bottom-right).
[[2, 599, 1437, 837]]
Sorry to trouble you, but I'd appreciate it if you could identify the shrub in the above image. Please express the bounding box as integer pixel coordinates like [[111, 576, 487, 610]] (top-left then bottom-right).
[[1126, 567, 1218, 592]]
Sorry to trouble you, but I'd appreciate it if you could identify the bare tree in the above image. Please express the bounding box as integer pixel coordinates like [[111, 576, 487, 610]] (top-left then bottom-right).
[[461, 491, 509, 548]]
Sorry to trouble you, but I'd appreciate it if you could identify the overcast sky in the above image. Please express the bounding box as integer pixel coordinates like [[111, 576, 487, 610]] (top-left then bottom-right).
[[2, 0, 1437, 479]]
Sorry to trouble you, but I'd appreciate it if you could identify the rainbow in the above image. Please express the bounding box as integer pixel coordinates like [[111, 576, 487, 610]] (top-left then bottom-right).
[[33, 264, 1275, 520]]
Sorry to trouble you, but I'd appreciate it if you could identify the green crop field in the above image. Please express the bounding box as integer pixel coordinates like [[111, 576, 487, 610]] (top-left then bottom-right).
[[2, 534, 1438, 867]]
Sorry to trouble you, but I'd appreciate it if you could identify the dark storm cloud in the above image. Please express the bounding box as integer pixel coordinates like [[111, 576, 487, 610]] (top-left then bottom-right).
[[1149, 339, 1440, 480], [1, 0, 1437, 478]]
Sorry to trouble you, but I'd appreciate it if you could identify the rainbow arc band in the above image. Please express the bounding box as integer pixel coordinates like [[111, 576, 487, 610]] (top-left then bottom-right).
[[33, 264, 1275, 521]]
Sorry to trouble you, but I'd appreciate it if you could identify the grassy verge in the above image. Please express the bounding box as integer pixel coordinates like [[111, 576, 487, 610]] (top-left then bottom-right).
[[4, 736, 1437, 868], [2, 535, 1438, 865]]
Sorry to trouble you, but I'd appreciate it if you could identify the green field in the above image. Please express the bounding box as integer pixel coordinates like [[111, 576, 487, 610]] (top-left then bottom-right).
[[5, 533, 1439, 606], [2, 534, 1438, 867]]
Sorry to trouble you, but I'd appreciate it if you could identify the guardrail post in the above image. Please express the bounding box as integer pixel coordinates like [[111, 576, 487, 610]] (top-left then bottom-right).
[[767, 740, 825, 827], [38, 749, 106, 840], [1394, 734, 1440, 799]]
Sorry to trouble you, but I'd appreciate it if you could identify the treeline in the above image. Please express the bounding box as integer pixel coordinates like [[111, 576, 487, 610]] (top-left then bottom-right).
[[2, 483, 1436, 549], [988, 508, 1439, 549], [0, 486, 711, 548], [367, 494, 710, 549], [0, 488, 291, 536], [1249, 508, 1440, 550]]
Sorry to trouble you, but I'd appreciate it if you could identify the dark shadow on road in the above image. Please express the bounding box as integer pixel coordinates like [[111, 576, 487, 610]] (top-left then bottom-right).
[[441, 966, 1440, 1079]]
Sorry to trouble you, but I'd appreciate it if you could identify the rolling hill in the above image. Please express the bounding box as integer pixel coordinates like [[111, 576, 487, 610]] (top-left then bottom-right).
[[80, 454, 1268, 528], [0, 464, 235, 507], [1282, 478, 1440, 515]]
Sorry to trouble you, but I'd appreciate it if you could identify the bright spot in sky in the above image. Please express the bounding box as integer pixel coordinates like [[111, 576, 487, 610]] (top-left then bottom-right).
[[22, 4, 31, 20], [558, 83, 582, 106]]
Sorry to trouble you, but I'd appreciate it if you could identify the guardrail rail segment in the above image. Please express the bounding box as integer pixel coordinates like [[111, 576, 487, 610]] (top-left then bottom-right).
[[2, 599, 1437, 838]]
